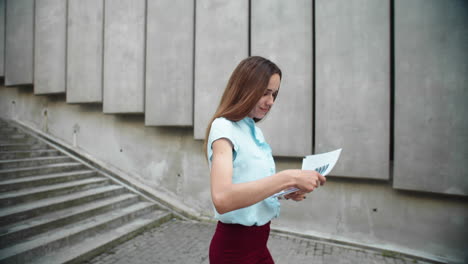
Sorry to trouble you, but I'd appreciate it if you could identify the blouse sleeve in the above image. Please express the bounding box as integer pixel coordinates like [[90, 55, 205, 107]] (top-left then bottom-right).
[[207, 117, 239, 162]]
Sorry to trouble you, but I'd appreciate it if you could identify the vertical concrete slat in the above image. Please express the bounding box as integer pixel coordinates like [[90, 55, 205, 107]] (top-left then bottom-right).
[[67, 0, 103, 103], [145, 0, 194, 126], [103, 0, 145, 113], [193, 0, 249, 139], [34, 0, 67, 94], [251, 0, 313, 157], [0, 0, 5, 76], [394, 0, 468, 195], [315, 0, 390, 179], [5, 0, 34, 86]]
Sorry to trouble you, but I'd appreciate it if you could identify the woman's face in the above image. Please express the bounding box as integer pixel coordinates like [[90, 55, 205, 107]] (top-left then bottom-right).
[[248, 73, 281, 119]]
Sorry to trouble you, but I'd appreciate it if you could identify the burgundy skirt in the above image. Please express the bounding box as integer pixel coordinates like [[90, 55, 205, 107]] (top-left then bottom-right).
[[209, 221, 274, 264]]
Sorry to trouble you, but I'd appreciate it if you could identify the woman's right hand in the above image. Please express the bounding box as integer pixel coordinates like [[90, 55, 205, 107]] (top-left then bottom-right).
[[286, 169, 326, 193]]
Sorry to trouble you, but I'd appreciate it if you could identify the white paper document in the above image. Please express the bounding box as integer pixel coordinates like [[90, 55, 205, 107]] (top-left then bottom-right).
[[271, 148, 342, 198]]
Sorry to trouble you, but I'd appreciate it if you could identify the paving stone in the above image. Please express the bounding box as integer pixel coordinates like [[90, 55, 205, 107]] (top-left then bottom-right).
[[394, 258, 406, 264], [86, 219, 438, 264], [323, 244, 332, 254], [316, 242, 324, 250], [384, 256, 396, 263]]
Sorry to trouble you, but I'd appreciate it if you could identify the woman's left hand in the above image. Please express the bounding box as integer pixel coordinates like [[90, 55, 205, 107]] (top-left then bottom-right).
[[283, 191, 307, 201]]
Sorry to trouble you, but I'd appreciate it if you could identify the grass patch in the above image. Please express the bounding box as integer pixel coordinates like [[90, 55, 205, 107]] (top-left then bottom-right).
[[381, 250, 398, 258]]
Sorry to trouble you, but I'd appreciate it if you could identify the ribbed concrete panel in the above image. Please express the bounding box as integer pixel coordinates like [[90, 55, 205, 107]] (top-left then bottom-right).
[[103, 0, 145, 113], [394, 0, 468, 195], [193, 0, 248, 139], [4, 0, 34, 86], [0, 0, 5, 76], [315, 0, 390, 179], [145, 0, 193, 126], [67, 0, 103, 103], [34, 0, 67, 94], [251, 0, 313, 157]]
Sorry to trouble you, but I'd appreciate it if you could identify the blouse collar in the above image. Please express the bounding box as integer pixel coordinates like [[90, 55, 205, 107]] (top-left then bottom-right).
[[240, 117, 268, 146]]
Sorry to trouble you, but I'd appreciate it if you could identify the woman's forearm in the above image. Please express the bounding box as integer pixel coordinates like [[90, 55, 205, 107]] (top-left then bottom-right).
[[210, 139, 324, 214], [211, 170, 295, 214]]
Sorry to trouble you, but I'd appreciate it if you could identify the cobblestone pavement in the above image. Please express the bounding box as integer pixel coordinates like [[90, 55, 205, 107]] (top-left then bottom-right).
[[87, 219, 432, 264]]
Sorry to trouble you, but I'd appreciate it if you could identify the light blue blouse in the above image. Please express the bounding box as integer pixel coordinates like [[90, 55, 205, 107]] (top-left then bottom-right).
[[207, 117, 280, 226]]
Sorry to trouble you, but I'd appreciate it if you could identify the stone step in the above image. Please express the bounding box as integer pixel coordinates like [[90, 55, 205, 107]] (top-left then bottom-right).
[[33, 210, 173, 264], [0, 170, 97, 192], [0, 137, 39, 145], [0, 135, 36, 144], [0, 185, 126, 225], [0, 177, 110, 207], [0, 203, 167, 263], [0, 193, 140, 248], [0, 138, 36, 145], [0, 132, 27, 138], [0, 142, 49, 151], [0, 126, 18, 133], [0, 149, 62, 160], [0, 119, 174, 264], [0, 155, 73, 169], [0, 162, 88, 180], [0, 133, 27, 140]]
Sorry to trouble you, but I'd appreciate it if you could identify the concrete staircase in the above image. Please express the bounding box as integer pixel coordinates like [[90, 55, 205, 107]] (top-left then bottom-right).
[[0, 119, 174, 263]]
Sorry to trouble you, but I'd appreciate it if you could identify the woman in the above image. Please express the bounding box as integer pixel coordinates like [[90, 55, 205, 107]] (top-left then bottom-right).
[[205, 56, 326, 263]]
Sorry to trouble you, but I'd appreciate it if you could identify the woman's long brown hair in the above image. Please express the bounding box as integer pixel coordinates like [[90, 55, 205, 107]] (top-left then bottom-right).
[[203, 56, 282, 159]]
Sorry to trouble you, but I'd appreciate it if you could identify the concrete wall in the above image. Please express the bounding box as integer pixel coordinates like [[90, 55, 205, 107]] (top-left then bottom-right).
[[1, 87, 467, 263], [394, 0, 468, 196], [193, 0, 249, 139], [252, 0, 313, 157], [315, 0, 390, 179], [103, 0, 145, 113], [145, 0, 194, 126], [1, 0, 468, 262], [5, 0, 34, 86], [67, 0, 104, 103], [0, 0, 4, 76], [34, 0, 66, 94]]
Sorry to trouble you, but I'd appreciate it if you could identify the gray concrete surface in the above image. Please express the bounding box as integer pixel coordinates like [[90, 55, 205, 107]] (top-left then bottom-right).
[[252, 0, 313, 157], [0, 0, 4, 76], [193, 0, 249, 139], [393, 0, 468, 195], [145, 0, 194, 126], [315, 0, 390, 179], [103, 0, 145, 113], [2, 0, 468, 262], [66, 0, 103, 103], [5, 0, 34, 86], [87, 219, 433, 264], [1, 87, 467, 263], [34, 0, 66, 94]]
